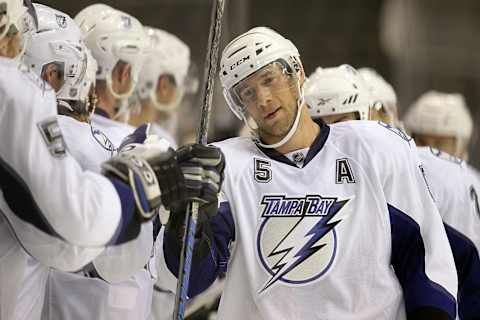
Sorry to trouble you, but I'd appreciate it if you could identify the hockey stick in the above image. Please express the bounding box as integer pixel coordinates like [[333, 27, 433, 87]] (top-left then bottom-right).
[[173, 0, 225, 319]]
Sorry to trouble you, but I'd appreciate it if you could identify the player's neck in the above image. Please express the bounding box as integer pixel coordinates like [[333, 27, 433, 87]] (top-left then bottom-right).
[[96, 87, 119, 119], [275, 107, 320, 154]]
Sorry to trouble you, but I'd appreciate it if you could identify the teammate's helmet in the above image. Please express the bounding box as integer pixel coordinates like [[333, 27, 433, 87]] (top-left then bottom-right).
[[220, 26, 304, 148], [74, 4, 148, 100], [357, 67, 397, 115], [305, 64, 373, 121], [23, 5, 87, 100], [136, 27, 190, 112], [404, 91, 473, 153], [0, 0, 37, 57]]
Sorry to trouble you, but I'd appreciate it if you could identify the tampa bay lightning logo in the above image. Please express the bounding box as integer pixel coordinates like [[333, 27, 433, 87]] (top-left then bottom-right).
[[256, 194, 351, 294], [90, 125, 116, 157]]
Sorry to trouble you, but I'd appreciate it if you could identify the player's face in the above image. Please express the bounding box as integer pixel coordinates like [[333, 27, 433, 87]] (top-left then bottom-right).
[[155, 74, 178, 106], [321, 112, 359, 124], [413, 133, 457, 156], [234, 62, 299, 140], [111, 61, 133, 95]]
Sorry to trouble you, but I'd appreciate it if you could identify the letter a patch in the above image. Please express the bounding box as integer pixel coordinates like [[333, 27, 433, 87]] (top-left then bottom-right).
[[336, 158, 355, 184]]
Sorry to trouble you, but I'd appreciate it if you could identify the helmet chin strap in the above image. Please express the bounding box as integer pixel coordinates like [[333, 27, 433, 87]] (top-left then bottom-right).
[[247, 80, 305, 149], [106, 71, 136, 101], [150, 87, 184, 112]]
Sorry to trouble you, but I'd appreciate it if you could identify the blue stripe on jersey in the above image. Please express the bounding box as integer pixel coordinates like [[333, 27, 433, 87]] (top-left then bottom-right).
[[118, 123, 149, 151], [257, 119, 330, 168], [164, 201, 235, 297], [0, 155, 62, 238], [107, 178, 141, 245], [443, 223, 480, 320], [388, 204, 457, 319]]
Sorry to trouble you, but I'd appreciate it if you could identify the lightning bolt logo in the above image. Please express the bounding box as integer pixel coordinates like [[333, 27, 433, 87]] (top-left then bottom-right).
[[258, 198, 350, 293]]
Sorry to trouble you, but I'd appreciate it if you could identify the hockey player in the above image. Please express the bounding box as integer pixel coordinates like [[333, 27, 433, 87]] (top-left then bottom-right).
[[404, 91, 473, 161], [305, 64, 480, 319], [74, 3, 147, 148], [130, 27, 191, 147], [163, 27, 457, 319], [403, 91, 480, 227], [0, 1, 223, 319], [20, 5, 150, 319]]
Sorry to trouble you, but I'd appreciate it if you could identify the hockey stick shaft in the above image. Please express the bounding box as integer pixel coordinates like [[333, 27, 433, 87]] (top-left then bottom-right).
[[173, 1, 225, 319]]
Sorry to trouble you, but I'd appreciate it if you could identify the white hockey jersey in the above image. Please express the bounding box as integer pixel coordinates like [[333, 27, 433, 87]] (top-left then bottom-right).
[[0, 58, 140, 320], [43, 110, 157, 320], [417, 147, 480, 319], [165, 120, 458, 320]]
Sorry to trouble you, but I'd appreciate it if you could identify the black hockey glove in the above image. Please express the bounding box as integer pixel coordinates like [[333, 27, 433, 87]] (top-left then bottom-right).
[[102, 137, 187, 221], [175, 143, 225, 208], [164, 144, 225, 260]]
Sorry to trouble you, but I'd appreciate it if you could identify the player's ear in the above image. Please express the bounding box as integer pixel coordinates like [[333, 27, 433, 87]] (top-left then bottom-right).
[[42, 63, 63, 92]]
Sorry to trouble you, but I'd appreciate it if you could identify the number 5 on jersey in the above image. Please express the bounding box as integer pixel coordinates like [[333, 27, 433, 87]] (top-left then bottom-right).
[[254, 158, 272, 183]]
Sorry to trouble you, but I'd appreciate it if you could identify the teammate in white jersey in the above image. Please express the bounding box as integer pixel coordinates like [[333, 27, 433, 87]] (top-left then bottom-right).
[[19, 5, 149, 319], [0, 1, 217, 319], [305, 64, 480, 319], [163, 27, 457, 319]]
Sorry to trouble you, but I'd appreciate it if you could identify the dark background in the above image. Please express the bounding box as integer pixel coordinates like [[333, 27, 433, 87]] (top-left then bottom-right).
[[40, 0, 480, 168]]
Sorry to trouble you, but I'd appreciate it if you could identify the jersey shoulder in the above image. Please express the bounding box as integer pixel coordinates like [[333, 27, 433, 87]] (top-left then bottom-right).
[[417, 147, 464, 171], [212, 136, 258, 157], [212, 137, 261, 177], [328, 120, 416, 163]]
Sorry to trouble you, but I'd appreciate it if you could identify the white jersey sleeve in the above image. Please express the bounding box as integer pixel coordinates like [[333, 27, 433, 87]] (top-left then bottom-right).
[[0, 58, 138, 248]]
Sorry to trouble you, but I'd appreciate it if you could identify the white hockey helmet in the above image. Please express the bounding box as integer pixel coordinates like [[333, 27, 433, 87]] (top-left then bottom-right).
[[0, 0, 37, 58], [74, 4, 148, 100], [358, 67, 397, 115], [220, 26, 304, 148], [136, 27, 190, 112], [305, 64, 374, 121], [23, 5, 88, 100], [404, 91, 473, 153]]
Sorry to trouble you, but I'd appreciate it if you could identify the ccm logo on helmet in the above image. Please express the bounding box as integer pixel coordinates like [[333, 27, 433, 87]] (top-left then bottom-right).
[[230, 55, 250, 71]]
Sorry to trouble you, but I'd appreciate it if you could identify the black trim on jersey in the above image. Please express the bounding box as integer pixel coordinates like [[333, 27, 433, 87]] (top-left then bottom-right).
[[94, 107, 110, 119], [256, 119, 330, 168], [0, 156, 63, 239]]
